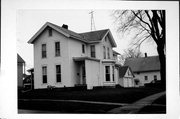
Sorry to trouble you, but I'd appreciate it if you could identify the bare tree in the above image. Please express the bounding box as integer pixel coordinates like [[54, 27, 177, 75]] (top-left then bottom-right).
[[123, 48, 143, 59], [113, 10, 166, 89], [118, 48, 143, 65]]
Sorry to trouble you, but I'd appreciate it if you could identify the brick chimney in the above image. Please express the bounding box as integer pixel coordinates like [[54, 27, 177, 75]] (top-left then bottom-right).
[[145, 53, 147, 57], [62, 24, 68, 29]]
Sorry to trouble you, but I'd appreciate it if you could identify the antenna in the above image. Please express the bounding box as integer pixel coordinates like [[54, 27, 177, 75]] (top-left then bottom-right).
[[89, 10, 96, 31]]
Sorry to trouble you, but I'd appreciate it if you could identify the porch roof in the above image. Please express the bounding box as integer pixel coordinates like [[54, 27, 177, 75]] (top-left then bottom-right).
[[102, 59, 116, 63], [73, 57, 100, 62]]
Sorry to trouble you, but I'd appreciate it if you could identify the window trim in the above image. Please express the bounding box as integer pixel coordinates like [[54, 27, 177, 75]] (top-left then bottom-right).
[[82, 44, 85, 54], [48, 28, 52, 37], [42, 43, 47, 58], [55, 64, 61, 83], [105, 66, 110, 82], [144, 76, 148, 81], [112, 66, 115, 82], [90, 45, 96, 58], [42, 65, 47, 84], [107, 47, 110, 59], [154, 75, 157, 81], [103, 46, 106, 59], [55, 41, 60, 57]]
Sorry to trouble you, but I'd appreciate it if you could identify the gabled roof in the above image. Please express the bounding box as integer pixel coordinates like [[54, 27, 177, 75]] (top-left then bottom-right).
[[17, 54, 25, 63], [79, 29, 116, 47], [79, 29, 108, 42], [124, 56, 160, 73], [28, 22, 86, 44], [49, 22, 86, 42], [28, 22, 117, 47], [119, 66, 134, 78]]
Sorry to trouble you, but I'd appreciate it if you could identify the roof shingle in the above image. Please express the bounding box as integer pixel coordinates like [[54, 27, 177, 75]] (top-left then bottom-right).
[[119, 66, 129, 78], [79, 29, 109, 42], [124, 56, 160, 73]]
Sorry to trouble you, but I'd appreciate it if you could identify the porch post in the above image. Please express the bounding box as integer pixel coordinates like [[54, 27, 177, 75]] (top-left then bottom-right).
[[85, 60, 93, 90]]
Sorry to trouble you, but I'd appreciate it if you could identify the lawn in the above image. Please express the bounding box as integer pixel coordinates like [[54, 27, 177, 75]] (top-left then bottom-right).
[[18, 87, 165, 113], [19, 87, 164, 103]]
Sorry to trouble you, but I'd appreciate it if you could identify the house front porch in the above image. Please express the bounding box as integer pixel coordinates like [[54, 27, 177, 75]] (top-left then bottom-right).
[[73, 57, 101, 89]]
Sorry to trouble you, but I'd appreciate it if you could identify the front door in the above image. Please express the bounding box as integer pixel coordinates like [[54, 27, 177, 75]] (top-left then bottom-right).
[[81, 64, 86, 84]]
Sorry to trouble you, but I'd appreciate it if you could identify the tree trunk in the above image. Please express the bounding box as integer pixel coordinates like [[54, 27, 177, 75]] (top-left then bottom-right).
[[157, 44, 166, 90]]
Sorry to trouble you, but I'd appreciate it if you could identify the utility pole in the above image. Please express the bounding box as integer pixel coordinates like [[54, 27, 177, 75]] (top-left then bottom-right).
[[89, 10, 96, 31]]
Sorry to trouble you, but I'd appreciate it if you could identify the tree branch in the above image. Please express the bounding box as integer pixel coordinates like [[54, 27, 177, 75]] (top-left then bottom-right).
[[131, 10, 152, 31]]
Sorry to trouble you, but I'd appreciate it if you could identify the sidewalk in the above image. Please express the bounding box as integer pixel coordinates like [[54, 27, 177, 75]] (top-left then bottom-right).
[[19, 98, 128, 106], [108, 91, 165, 114]]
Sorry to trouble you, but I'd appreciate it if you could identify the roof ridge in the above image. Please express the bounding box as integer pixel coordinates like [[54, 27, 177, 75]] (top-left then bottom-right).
[[79, 29, 109, 34], [48, 22, 80, 34], [126, 55, 159, 60]]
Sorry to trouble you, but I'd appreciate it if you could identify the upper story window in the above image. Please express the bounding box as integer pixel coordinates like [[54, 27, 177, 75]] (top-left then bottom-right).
[[42, 66, 47, 84], [90, 45, 96, 58], [55, 42, 60, 56], [48, 28, 52, 36], [107, 47, 110, 59], [144, 76, 148, 81], [103, 46, 106, 59], [42, 44, 47, 58], [82, 44, 85, 53], [105, 37, 108, 42], [56, 65, 61, 83]]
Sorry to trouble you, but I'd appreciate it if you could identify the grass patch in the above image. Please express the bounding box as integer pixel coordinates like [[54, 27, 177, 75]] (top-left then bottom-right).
[[19, 87, 164, 103], [18, 100, 119, 113], [18, 87, 165, 113]]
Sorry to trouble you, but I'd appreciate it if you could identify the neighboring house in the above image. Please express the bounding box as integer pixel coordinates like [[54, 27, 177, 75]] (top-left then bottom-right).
[[118, 66, 134, 87], [23, 68, 34, 90], [17, 54, 25, 89], [28, 22, 121, 89], [124, 54, 161, 87]]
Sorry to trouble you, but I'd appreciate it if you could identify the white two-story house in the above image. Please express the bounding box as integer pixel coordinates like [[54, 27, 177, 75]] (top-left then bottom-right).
[[28, 22, 121, 89]]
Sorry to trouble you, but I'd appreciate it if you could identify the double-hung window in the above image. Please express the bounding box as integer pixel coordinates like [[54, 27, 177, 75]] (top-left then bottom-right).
[[154, 75, 157, 81], [112, 66, 115, 81], [55, 42, 60, 56], [105, 66, 110, 81], [82, 44, 85, 53], [48, 28, 52, 36], [56, 65, 61, 83], [144, 76, 148, 81], [42, 66, 47, 84], [107, 47, 110, 59], [103, 46, 106, 59], [42, 44, 46, 58], [90, 45, 95, 58]]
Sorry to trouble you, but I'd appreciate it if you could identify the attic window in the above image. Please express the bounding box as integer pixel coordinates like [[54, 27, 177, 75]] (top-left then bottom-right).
[[105, 37, 108, 42], [48, 28, 52, 36]]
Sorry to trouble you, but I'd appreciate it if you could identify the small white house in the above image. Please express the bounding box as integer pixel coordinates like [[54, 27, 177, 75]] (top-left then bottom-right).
[[118, 66, 134, 87], [17, 54, 25, 89], [28, 22, 121, 90], [124, 55, 161, 87]]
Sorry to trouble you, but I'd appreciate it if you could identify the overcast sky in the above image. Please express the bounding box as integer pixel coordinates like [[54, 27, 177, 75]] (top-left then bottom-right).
[[17, 9, 158, 69]]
